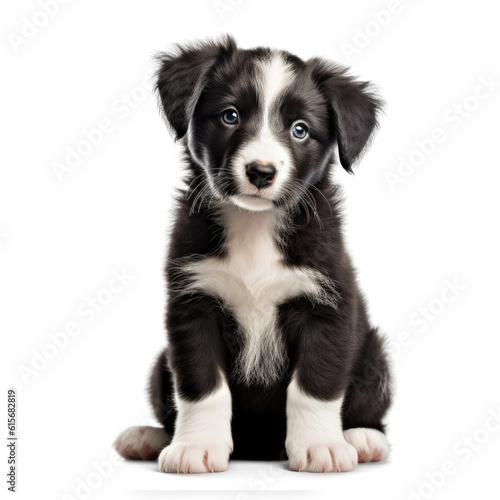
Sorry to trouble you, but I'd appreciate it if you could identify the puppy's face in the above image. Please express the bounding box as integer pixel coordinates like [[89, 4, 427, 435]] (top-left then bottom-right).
[[156, 37, 381, 212], [189, 52, 335, 212]]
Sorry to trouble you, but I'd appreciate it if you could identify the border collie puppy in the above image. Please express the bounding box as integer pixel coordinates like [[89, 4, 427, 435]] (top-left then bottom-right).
[[114, 35, 392, 473]]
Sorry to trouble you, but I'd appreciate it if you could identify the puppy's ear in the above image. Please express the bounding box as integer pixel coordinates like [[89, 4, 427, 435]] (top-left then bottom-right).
[[308, 58, 383, 173], [155, 35, 237, 139]]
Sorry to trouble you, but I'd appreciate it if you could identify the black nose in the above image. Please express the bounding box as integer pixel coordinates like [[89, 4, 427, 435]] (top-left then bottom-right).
[[246, 161, 277, 189]]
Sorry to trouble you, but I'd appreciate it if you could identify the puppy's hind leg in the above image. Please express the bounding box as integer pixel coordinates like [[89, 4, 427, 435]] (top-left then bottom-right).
[[343, 427, 389, 463], [114, 425, 171, 460], [342, 327, 392, 463], [114, 348, 175, 460]]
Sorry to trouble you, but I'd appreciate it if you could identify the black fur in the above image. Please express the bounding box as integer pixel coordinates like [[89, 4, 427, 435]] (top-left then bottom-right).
[[147, 36, 392, 461]]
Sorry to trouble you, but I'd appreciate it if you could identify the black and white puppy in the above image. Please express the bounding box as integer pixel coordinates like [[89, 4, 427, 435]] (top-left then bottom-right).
[[114, 35, 392, 473]]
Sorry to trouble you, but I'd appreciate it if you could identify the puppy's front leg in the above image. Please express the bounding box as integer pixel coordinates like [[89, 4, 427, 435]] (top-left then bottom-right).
[[286, 378, 357, 472], [158, 380, 232, 473], [158, 295, 233, 473], [284, 304, 358, 473]]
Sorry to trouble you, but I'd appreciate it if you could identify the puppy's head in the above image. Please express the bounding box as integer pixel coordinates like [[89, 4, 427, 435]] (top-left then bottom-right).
[[156, 36, 382, 212]]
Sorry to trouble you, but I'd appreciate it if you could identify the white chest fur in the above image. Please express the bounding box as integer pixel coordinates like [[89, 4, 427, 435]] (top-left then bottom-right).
[[179, 207, 335, 386]]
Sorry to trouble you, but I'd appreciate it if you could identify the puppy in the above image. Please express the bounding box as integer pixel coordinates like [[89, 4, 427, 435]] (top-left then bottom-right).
[[114, 35, 392, 473]]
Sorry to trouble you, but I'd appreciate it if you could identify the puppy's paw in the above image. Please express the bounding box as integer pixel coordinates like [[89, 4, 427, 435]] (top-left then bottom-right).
[[158, 442, 230, 473], [344, 427, 389, 463], [113, 426, 171, 460], [287, 440, 358, 473]]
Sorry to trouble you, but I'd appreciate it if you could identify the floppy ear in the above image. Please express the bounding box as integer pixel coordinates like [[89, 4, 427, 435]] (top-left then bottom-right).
[[308, 58, 383, 173], [155, 35, 237, 140]]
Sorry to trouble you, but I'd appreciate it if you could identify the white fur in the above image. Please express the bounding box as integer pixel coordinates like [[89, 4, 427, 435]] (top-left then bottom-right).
[[158, 377, 233, 473], [260, 52, 293, 134], [285, 376, 358, 472], [232, 53, 295, 206], [178, 207, 337, 386], [343, 428, 389, 462], [231, 194, 274, 212], [114, 425, 171, 460]]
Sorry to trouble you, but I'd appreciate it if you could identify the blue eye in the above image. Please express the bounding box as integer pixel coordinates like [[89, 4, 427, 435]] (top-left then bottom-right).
[[292, 122, 308, 139], [222, 109, 239, 125]]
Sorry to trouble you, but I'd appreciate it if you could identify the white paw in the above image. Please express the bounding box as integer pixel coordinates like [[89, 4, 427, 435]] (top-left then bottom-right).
[[158, 442, 230, 473], [113, 426, 171, 460], [287, 440, 358, 473], [343, 428, 389, 463]]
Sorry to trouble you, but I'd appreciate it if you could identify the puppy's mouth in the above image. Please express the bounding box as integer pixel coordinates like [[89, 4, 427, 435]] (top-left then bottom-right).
[[230, 194, 274, 212]]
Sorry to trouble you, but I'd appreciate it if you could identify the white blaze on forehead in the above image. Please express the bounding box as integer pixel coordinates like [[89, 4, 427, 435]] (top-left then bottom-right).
[[232, 53, 296, 209], [259, 52, 295, 137]]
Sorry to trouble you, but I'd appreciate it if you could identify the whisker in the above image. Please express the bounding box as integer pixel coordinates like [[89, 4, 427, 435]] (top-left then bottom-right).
[[190, 179, 210, 215], [196, 184, 212, 213], [186, 173, 207, 200], [286, 180, 325, 230], [307, 183, 333, 216]]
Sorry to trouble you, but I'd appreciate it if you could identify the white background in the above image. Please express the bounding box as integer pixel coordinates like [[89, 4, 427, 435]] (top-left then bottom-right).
[[2, 1, 500, 499]]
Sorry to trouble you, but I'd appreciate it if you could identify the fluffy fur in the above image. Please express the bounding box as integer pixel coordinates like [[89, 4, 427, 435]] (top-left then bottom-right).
[[115, 35, 392, 473]]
